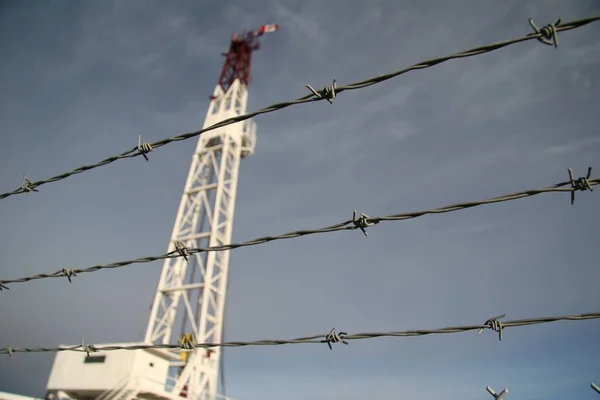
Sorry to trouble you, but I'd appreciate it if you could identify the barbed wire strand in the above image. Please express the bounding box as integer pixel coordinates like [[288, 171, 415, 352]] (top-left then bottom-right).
[[0, 170, 596, 289], [0, 16, 598, 201], [2, 311, 598, 356]]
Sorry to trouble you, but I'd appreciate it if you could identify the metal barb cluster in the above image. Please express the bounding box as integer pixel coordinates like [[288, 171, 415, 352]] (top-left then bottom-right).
[[352, 209, 379, 236], [137, 135, 153, 161], [478, 313, 505, 341], [62, 268, 76, 283], [179, 336, 195, 351], [0, 171, 597, 289], [486, 386, 509, 399], [306, 79, 337, 104], [568, 167, 593, 205], [0, 16, 599, 200], [174, 240, 190, 264], [80, 339, 98, 357], [528, 18, 561, 47], [321, 328, 348, 350], [21, 176, 38, 193], [1, 311, 598, 357]]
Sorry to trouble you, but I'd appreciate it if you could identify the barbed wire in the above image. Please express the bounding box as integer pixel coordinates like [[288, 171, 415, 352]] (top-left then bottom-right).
[[2, 311, 598, 356], [1, 16, 598, 201], [0, 168, 595, 290]]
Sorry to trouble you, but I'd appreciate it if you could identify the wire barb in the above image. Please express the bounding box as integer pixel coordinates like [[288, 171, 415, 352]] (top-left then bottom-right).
[[321, 328, 348, 350], [306, 79, 336, 104], [486, 386, 509, 399], [478, 313, 506, 341], [591, 382, 600, 394], [174, 240, 190, 264], [4, 345, 14, 358], [179, 336, 195, 351], [62, 268, 76, 283], [528, 18, 560, 47], [137, 135, 153, 161], [352, 209, 378, 237], [568, 167, 593, 205], [21, 175, 38, 193], [477, 314, 506, 341], [80, 339, 97, 357], [0, 283, 8, 291]]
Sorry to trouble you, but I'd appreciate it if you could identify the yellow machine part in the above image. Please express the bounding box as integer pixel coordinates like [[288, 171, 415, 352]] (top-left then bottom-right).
[[178, 333, 194, 363]]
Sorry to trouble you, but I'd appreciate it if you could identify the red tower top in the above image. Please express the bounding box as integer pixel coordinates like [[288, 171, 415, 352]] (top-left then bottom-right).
[[217, 24, 278, 93]]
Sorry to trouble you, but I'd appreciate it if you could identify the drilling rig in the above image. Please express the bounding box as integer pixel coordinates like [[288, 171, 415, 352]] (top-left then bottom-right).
[[44, 23, 279, 400]]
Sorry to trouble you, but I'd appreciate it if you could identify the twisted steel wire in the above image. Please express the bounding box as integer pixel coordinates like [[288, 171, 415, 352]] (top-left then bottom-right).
[[0, 172, 596, 289], [0, 16, 598, 201], [2, 311, 598, 356]]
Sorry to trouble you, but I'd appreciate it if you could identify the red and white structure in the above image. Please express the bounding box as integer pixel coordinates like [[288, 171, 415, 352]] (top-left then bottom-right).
[[44, 24, 278, 400]]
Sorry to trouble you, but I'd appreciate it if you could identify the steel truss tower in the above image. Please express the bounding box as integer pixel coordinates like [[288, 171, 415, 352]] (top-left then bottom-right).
[[42, 24, 278, 400], [144, 25, 278, 400]]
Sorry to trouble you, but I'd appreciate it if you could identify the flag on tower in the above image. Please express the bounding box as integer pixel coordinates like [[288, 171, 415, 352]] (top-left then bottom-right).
[[259, 24, 279, 34]]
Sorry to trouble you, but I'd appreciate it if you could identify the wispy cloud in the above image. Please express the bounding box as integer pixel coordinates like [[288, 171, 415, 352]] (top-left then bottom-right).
[[537, 135, 600, 158], [269, 0, 330, 46]]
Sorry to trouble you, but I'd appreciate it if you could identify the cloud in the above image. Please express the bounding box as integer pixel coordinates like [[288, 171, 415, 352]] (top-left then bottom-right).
[[537, 135, 600, 157], [269, 1, 330, 46]]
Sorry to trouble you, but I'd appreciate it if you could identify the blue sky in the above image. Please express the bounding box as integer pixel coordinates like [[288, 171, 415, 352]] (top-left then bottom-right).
[[1, 1, 599, 399]]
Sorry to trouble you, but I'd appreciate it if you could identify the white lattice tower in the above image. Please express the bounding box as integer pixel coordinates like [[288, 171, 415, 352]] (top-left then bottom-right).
[[41, 25, 277, 400], [144, 25, 277, 400]]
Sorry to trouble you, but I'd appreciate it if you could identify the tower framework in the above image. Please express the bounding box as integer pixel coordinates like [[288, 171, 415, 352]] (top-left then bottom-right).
[[144, 78, 254, 400], [144, 23, 278, 400], [44, 24, 278, 400]]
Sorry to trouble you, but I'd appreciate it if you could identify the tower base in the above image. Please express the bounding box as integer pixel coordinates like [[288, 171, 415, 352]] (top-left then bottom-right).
[[46, 342, 173, 400], [44, 342, 235, 400]]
